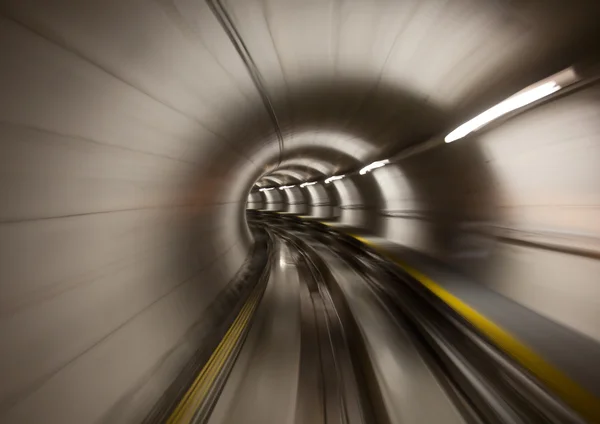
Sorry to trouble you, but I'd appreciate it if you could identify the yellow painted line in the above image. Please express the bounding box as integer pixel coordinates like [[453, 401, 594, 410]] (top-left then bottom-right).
[[169, 302, 251, 423], [185, 288, 262, 416], [167, 284, 264, 424], [169, 289, 261, 423], [168, 293, 255, 422], [350, 234, 600, 423], [174, 299, 255, 423], [348, 234, 370, 244], [178, 309, 250, 422]]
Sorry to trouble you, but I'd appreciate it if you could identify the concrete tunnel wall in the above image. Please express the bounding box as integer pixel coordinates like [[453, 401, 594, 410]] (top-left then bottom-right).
[[1, 0, 600, 422], [245, 191, 264, 210], [305, 184, 333, 218], [261, 189, 284, 211], [0, 2, 264, 422], [281, 187, 307, 214]]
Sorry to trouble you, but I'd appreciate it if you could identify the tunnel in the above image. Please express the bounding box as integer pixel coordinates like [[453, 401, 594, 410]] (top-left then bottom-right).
[[2, 0, 600, 423]]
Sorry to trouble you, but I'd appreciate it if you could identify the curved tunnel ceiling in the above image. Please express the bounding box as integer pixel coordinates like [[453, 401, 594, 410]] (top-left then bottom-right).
[[2, 0, 600, 422]]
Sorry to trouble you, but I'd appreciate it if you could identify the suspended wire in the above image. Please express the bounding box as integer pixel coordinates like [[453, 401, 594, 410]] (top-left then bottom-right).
[[207, 0, 285, 165]]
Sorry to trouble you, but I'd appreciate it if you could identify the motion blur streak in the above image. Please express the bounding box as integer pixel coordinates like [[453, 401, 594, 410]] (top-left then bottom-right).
[[1, 0, 600, 423], [444, 80, 562, 143]]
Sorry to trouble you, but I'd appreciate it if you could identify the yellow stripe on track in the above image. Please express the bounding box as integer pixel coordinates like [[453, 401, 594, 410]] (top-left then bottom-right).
[[167, 283, 264, 424], [349, 234, 600, 423]]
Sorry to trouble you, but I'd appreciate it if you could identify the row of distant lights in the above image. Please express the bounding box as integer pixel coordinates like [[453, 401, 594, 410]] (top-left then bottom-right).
[[258, 159, 390, 191], [260, 70, 572, 192]]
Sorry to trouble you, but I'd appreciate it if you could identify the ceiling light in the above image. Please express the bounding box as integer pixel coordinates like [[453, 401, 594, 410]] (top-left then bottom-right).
[[324, 175, 345, 184], [259, 187, 274, 192], [359, 159, 390, 175], [300, 181, 317, 187], [279, 185, 296, 190], [445, 81, 561, 143]]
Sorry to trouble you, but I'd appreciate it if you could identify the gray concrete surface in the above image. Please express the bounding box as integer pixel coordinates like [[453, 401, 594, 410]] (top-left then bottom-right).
[[207, 242, 301, 424], [349, 235, 600, 398], [316, 246, 465, 424]]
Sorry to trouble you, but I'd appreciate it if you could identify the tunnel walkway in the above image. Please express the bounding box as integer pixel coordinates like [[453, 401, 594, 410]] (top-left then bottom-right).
[[153, 212, 594, 424], [319, 221, 600, 405]]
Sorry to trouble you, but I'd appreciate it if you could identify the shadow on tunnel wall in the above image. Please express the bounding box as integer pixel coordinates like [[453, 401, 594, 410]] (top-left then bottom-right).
[[214, 76, 453, 231], [180, 76, 457, 253], [398, 134, 500, 261], [271, 76, 451, 160]]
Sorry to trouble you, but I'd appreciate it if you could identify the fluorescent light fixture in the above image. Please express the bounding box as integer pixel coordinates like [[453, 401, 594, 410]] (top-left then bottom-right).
[[300, 181, 317, 187], [324, 175, 345, 184], [359, 159, 390, 175], [259, 187, 274, 192], [445, 81, 561, 143], [279, 185, 296, 190]]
